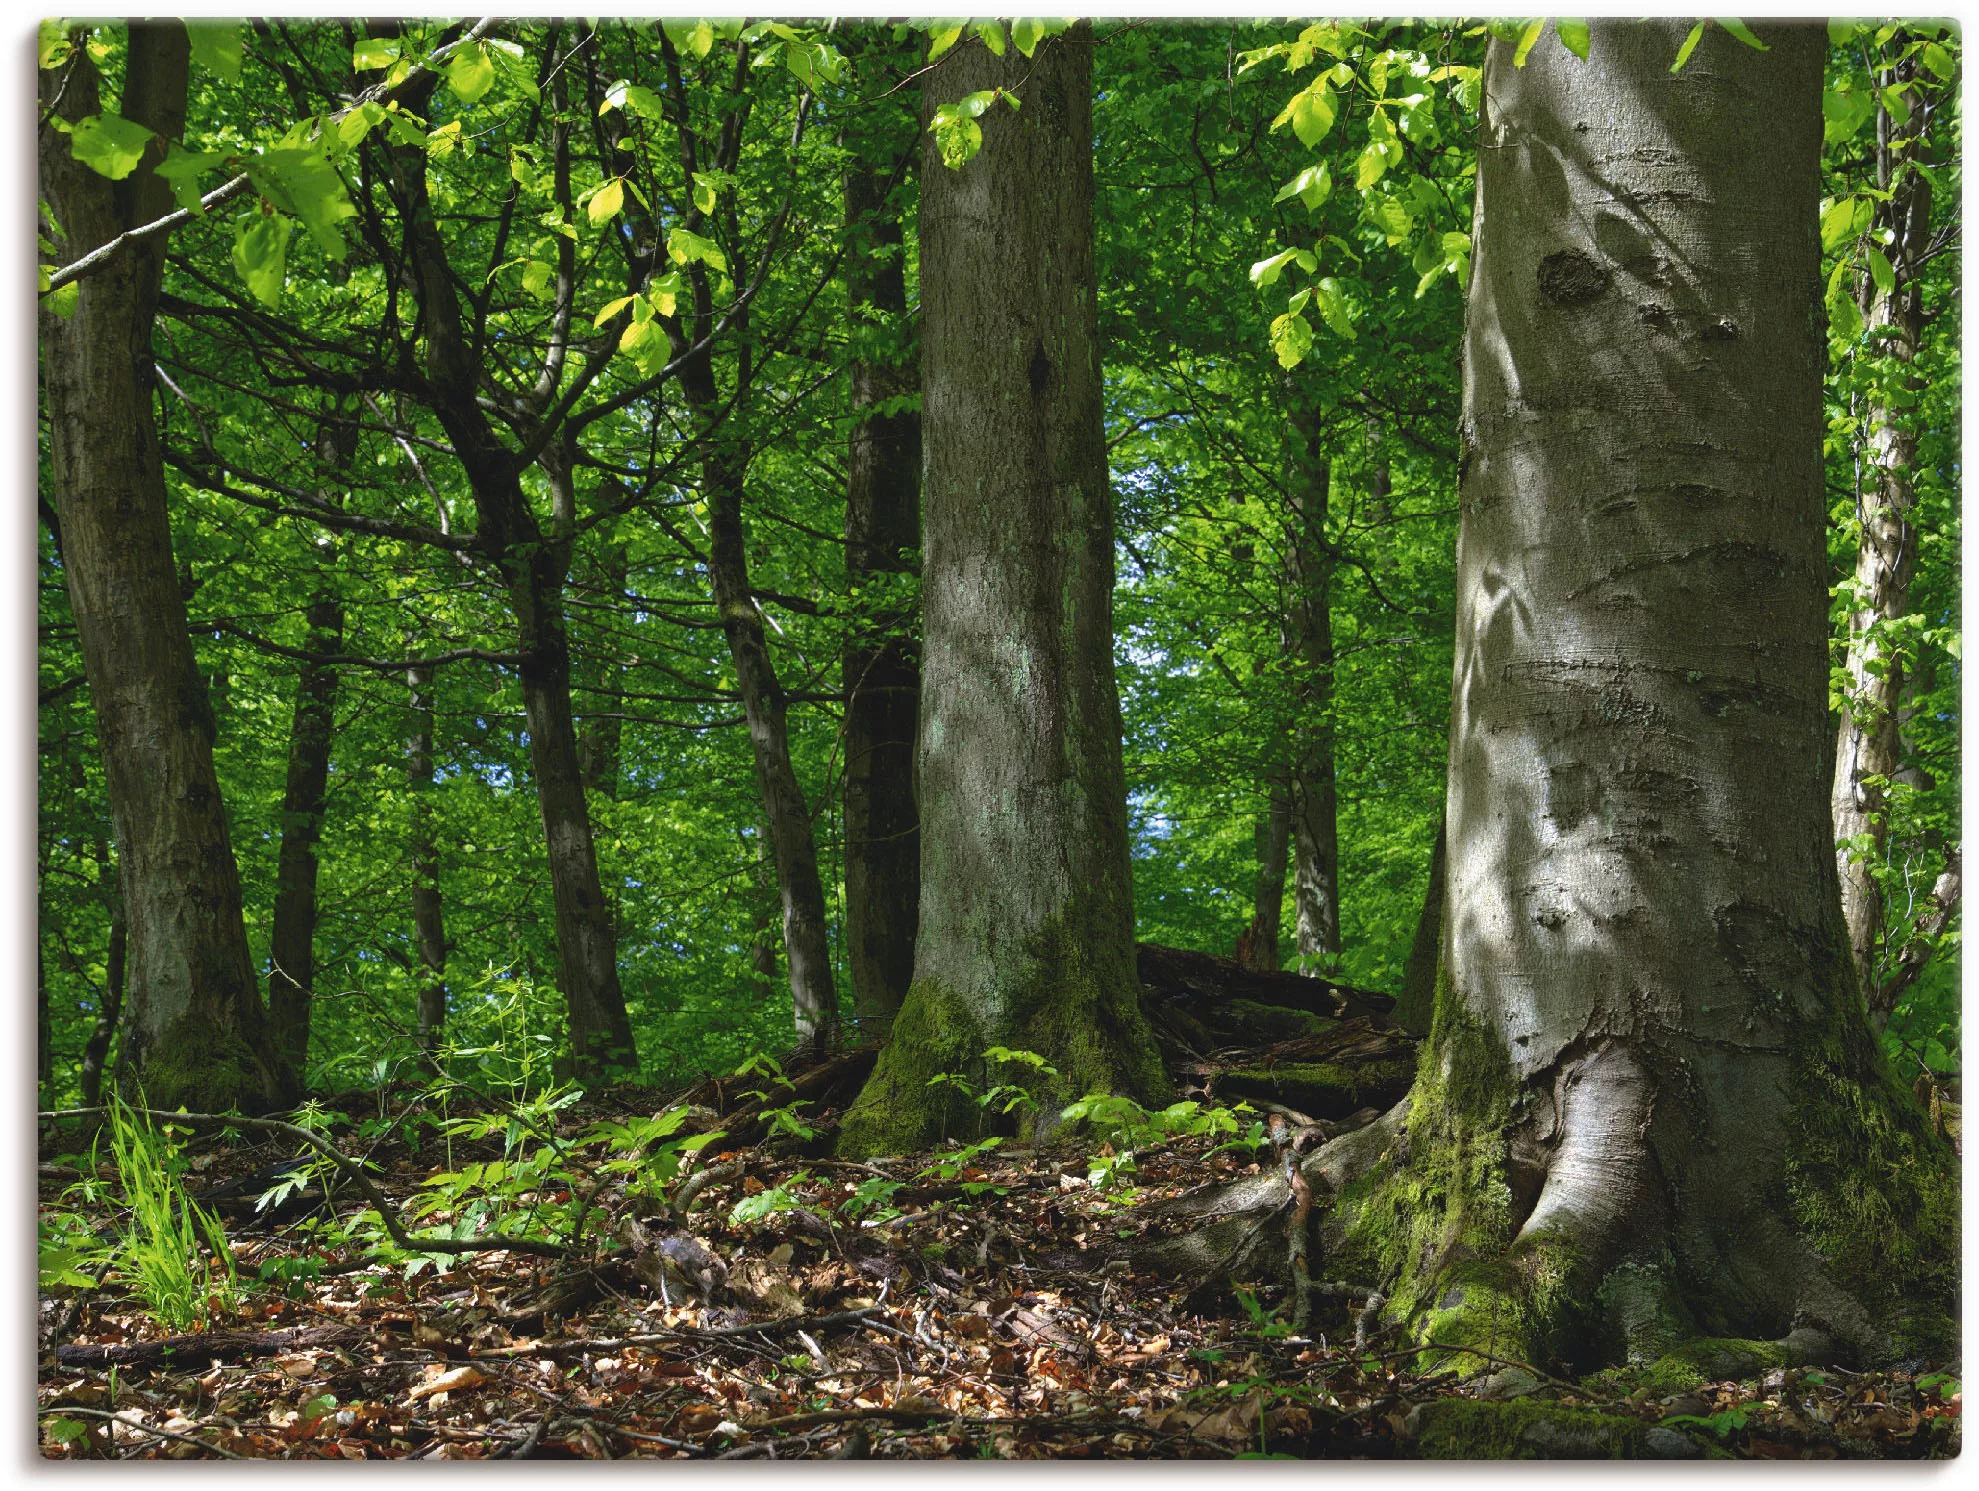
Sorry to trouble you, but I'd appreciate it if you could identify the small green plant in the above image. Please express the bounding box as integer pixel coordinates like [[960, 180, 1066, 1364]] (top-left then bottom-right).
[[103, 1095, 239, 1332], [1060, 1093, 1249, 1190], [1233, 1285, 1296, 1340], [925, 1047, 1060, 1140], [730, 1171, 814, 1225], [1662, 1407, 1748, 1441], [916, 1135, 1006, 1196], [38, 1209, 112, 1292], [838, 1175, 904, 1221]]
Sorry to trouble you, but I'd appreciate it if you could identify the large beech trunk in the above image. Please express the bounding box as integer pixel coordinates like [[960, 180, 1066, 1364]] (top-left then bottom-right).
[[407, 666, 447, 1052], [1830, 55, 1935, 1022], [840, 82, 923, 1040], [1350, 21, 1956, 1370], [38, 24, 291, 1112], [838, 27, 1166, 1156]]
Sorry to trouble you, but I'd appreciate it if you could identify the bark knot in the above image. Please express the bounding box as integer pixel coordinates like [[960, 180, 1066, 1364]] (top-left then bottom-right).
[[1537, 249, 1609, 306]]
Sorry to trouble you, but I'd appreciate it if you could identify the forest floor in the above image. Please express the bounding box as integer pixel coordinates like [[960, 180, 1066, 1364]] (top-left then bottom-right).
[[37, 1058, 1961, 1463]]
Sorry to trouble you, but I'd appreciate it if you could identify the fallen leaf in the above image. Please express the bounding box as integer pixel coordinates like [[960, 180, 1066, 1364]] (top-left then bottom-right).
[[408, 1365, 486, 1401]]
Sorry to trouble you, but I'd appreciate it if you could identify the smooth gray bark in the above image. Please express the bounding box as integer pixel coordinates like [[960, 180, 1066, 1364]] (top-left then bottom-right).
[[39, 23, 291, 1111], [840, 26, 1165, 1154], [1374, 21, 1953, 1366]]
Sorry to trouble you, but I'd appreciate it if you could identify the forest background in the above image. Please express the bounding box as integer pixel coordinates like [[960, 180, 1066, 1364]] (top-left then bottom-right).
[[33, 11, 1961, 1107]]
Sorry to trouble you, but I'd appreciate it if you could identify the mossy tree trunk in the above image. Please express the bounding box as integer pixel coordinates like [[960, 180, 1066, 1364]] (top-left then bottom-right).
[[1830, 46, 1944, 1023], [1346, 21, 1956, 1373], [838, 26, 1166, 1156], [840, 47, 924, 1041], [39, 23, 293, 1113]]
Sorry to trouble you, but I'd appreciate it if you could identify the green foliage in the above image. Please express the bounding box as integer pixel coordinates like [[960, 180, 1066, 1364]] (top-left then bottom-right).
[[102, 1097, 240, 1333]]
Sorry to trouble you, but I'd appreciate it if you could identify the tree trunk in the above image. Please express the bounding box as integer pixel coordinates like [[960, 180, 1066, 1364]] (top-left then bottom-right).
[[265, 421, 349, 1073], [79, 903, 128, 1107], [407, 665, 447, 1053], [841, 78, 924, 1042], [1391, 807, 1444, 1036], [1344, 21, 1956, 1372], [577, 540, 628, 802], [692, 425, 841, 1052], [1236, 774, 1292, 972], [839, 26, 1167, 1155], [1831, 53, 1934, 1025], [1284, 397, 1341, 969], [394, 125, 638, 1081], [38, 23, 292, 1112]]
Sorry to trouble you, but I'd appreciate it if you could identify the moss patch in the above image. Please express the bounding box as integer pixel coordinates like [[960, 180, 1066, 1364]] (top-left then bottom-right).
[[1409, 1399, 1646, 1459], [1782, 936, 1960, 1359], [1214, 1001, 1336, 1045], [131, 1016, 272, 1115]]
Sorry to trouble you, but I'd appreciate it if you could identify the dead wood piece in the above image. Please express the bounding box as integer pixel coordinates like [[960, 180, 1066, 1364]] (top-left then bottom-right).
[[1136, 942, 1394, 1021], [55, 1322, 362, 1368]]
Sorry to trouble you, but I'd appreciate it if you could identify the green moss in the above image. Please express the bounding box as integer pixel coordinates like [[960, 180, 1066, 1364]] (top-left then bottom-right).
[[1639, 1337, 1785, 1394], [1215, 1001, 1336, 1044], [835, 906, 1167, 1159], [130, 1017, 274, 1114], [1215, 1057, 1414, 1118], [1409, 1399, 1647, 1459], [1782, 938, 1960, 1359]]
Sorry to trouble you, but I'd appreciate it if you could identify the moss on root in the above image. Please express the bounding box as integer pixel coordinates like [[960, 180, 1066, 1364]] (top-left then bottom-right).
[[835, 908, 1166, 1159], [1782, 954, 1961, 1359], [1407, 1399, 1648, 1459], [129, 1016, 281, 1114]]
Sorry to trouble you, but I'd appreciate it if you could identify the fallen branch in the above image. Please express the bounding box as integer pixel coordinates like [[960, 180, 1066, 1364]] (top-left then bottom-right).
[[54, 1322, 362, 1369], [38, 1406, 246, 1458]]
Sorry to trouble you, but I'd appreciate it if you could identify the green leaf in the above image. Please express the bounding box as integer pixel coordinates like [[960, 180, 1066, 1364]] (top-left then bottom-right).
[[1715, 18, 1768, 51], [932, 92, 1000, 169], [520, 259, 554, 299], [927, 24, 965, 61], [155, 143, 225, 215], [1311, 276, 1356, 339], [1555, 20, 1591, 61], [976, 20, 1006, 57], [249, 148, 356, 259], [588, 176, 625, 225], [1820, 195, 1872, 252], [693, 174, 718, 215], [352, 36, 399, 71], [1881, 84, 1911, 129], [1922, 41, 1956, 82], [1866, 246, 1896, 299], [447, 41, 496, 104], [593, 293, 637, 326], [1826, 19, 1860, 47], [667, 226, 727, 272], [43, 279, 79, 318], [1273, 83, 1338, 148], [1273, 163, 1332, 212], [1513, 18, 1546, 67], [647, 271, 682, 317], [336, 100, 387, 151], [1012, 18, 1067, 57], [231, 211, 293, 308], [186, 22, 243, 81], [1366, 194, 1412, 246], [1248, 247, 1314, 288], [70, 113, 155, 181], [1671, 21, 1705, 72], [38, 19, 74, 71], [1268, 311, 1313, 369]]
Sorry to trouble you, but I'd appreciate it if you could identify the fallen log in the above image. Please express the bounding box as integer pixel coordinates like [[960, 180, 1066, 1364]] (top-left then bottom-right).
[[54, 1323, 363, 1369], [1135, 942, 1395, 1030]]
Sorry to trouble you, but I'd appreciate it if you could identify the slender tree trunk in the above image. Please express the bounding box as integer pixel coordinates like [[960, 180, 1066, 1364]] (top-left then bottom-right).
[[1236, 775, 1291, 971], [38, 23, 291, 1111], [1347, 22, 1954, 1370], [407, 665, 447, 1052], [1285, 397, 1341, 968], [691, 422, 841, 1052], [394, 121, 638, 1081], [265, 427, 348, 1072], [1392, 807, 1444, 1036], [1831, 55, 1935, 1024], [841, 83, 923, 1040], [577, 541, 628, 803], [840, 26, 1166, 1155], [79, 902, 128, 1107], [37, 944, 51, 1092]]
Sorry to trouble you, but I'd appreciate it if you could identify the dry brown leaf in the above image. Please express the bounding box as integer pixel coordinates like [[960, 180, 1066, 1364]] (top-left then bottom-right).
[[408, 1365, 486, 1401]]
